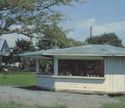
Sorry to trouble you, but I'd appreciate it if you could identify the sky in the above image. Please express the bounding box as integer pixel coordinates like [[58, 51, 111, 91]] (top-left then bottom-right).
[[1, 0, 125, 47], [56, 0, 125, 44]]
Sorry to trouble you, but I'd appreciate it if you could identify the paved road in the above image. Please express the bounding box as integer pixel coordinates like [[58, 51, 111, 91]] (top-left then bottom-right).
[[0, 86, 117, 108]]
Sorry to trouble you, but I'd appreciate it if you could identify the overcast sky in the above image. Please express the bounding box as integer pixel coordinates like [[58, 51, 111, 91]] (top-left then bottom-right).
[[57, 0, 125, 44]]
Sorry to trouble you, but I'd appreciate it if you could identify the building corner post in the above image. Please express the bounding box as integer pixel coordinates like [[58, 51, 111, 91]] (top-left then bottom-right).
[[54, 57, 58, 76], [36, 59, 40, 74]]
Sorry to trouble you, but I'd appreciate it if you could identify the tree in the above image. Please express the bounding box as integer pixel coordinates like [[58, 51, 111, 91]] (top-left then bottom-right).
[[13, 39, 35, 54], [0, 0, 84, 36], [8, 39, 35, 66], [36, 24, 84, 50], [0, 0, 85, 50], [85, 33, 123, 47]]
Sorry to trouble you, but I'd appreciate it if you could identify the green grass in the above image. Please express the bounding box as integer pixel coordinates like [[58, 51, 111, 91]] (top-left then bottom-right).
[[0, 71, 36, 86], [102, 103, 125, 108], [102, 95, 125, 108], [0, 102, 66, 108], [117, 95, 125, 102]]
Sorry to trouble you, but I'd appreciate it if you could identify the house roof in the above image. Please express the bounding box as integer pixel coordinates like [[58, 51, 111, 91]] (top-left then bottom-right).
[[0, 39, 5, 51], [19, 50, 44, 56], [19, 44, 125, 57], [0, 39, 10, 55], [43, 44, 125, 56], [19, 50, 51, 59]]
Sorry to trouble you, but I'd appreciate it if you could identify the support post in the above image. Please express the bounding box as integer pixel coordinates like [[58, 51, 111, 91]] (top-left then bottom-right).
[[36, 59, 40, 74], [0, 56, 2, 67], [54, 58, 58, 75]]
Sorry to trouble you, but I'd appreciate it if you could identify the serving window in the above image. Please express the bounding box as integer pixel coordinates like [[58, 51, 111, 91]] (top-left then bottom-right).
[[58, 60, 104, 77]]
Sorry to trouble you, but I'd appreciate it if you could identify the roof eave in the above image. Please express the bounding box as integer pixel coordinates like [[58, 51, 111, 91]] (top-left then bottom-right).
[[43, 54, 125, 57]]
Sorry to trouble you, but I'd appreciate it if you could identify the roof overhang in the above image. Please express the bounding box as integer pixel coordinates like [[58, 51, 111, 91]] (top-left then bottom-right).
[[19, 51, 52, 59], [21, 55, 52, 60], [43, 53, 125, 57], [19, 45, 125, 58]]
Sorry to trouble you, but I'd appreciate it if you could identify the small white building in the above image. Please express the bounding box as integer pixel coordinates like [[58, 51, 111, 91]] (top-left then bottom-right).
[[20, 45, 125, 94]]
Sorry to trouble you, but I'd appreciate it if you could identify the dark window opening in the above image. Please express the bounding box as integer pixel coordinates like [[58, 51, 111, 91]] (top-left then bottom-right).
[[39, 60, 54, 75], [58, 60, 104, 77]]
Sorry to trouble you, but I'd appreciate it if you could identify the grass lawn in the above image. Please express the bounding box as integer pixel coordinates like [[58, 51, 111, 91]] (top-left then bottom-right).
[[102, 103, 125, 108], [0, 71, 36, 86], [0, 102, 66, 108], [102, 95, 125, 108]]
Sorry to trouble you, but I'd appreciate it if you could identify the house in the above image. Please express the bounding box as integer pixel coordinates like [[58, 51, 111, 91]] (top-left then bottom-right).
[[0, 39, 10, 54], [0, 39, 10, 66], [20, 44, 125, 94]]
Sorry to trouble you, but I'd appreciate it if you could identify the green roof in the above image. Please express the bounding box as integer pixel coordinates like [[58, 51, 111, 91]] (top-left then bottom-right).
[[19, 45, 125, 57], [19, 50, 44, 57], [19, 50, 50, 59], [43, 45, 125, 56]]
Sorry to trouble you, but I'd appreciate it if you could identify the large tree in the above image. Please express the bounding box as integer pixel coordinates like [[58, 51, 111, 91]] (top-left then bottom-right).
[[0, 0, 84, 36], [13, 39, 35, 54], [85, 33, 123, 47], [36, 24, 84, 50], [9, 39, 35, 65], [0, 0, 85, 50]]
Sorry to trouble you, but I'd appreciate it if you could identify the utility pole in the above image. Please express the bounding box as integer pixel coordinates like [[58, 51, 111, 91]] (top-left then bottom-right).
[[90, 26, 92, 38]]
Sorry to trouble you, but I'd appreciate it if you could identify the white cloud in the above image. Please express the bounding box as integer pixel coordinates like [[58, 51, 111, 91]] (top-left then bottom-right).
[[76, 18, 125, 35], [67, 18, 96, 40], [69, 18, 125, 44], [93, 21, 125, 35], [77, 18, 96, 28]]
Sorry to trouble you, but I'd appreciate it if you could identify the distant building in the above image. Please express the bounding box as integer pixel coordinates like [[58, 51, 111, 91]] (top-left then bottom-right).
[[0, 39, 10, 66], [0, 39, 10, 53]]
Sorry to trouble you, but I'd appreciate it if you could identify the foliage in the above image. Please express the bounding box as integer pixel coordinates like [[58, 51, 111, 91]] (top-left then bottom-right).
[[8, 39, 35, 64], [86, 33, 123, 47], [0, 0, 85, 50], [0, 0, 83, 36], [13, 39, 35, 54], [36, 24, 84, 50]]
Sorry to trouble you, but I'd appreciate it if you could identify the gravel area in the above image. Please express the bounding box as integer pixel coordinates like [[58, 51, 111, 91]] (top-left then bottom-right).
[[0, 86, 118, 108]]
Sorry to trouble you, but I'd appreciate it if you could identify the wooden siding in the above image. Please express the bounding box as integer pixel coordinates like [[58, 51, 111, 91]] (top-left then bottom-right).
[[105, 57, 125, 93]]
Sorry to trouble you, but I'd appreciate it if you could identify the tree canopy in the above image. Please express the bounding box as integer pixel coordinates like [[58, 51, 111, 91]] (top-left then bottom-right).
[[36, 24, 84, 50], [0, 0, 83, 36], [13, 39, 35, 54], [0, 0, 85, 50], [86, 33, 123, 47]]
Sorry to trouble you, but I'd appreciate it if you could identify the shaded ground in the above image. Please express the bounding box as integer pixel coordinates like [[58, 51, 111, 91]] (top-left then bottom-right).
[[17, 85, 44, 91], [0, 86, 119, 108]]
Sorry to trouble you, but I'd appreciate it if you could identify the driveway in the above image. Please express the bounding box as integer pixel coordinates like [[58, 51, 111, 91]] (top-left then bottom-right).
[[0, 86, 117, 108]]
